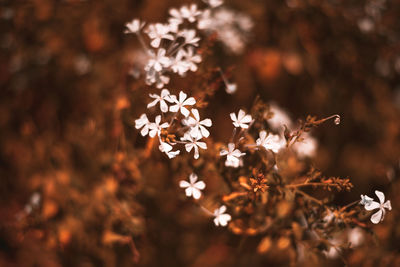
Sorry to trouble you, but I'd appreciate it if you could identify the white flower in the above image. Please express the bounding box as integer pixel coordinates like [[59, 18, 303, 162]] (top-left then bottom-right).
[[169, 91, 196, 117], [179, 173, 206, 199], [220, 143, 245, 168], [225, 83, 237, 94], [145, 68, 170, 89], [180, 4, 201, 23], [145, 48, 171, 72], [181, 133, 207, 159], [159, 141, 180, 159], [125, 18, 145, 34], [203, 0, 224, 8], [184, 47, 201, 72], [147, 89, 175, 113], [230, 109, 252, 129], [171, 49, 190, 76], [186, 109, 212, 138], [148, 115, 169, 138], [267, 103, 293, 131], [213, 205, 231, 227], [168, 8, 184, 27], [348, 227, 364, 247], [256, 131, 285, 153], [292, 134, 317, 158], [361, 190, 392, 224], [178, 29, 200, 46], [135, 113, 151, 136], [145, 23, 174, 48]]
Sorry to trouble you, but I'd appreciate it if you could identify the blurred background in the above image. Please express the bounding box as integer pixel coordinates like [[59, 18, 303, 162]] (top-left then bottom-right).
[[1, 0, 400, 266]]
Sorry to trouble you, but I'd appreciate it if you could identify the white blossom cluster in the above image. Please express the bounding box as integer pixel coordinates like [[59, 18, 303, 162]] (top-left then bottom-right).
[[219, 105, 318, 169], [198, 3, 253, 54], [125, 13, 202, 88], [135, 90, 211, 160], [266, 103, 318, 158], [125, 0, 253, 88]]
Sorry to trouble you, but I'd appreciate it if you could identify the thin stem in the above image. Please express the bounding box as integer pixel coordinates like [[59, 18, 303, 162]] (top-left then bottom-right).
[[293, 189, 323, 206], [135, 32, 151, 55], [199, 205, 214, 216], [287, 182, 330, 189], [340, 200, 360, 212]]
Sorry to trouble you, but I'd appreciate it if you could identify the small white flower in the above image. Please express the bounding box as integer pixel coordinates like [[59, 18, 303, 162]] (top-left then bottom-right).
[[179, 173, 206, 199], [125, 18, 145, 34], [186, 109, 212, 138], [178, 29, 200, 46], [147, 89, 174, 113], [181, 133, 207, 159], [230, 109, 252, 129], [292, 134, 317, 158], [180, 4, 201, 23], [171, 49, 190, 76], [145, 48, 171, 72], [256, 131, 285, 153], [145, 23, 174, 48], [148, 115, 169, 138], [169, 91, 196, 117], [203, 0, 224, 8], [220, 143, 245, 168], [361, 190, 392, 224], [168, 8, 184, 27], [213, 205, 231, 227], [267, 103, 293, 131], [225, 83, 237, 94], [159, 141, 180, 159], [348, 227, 364, 247], [184, 47, 201, 72], [135, 113, 151, 136]]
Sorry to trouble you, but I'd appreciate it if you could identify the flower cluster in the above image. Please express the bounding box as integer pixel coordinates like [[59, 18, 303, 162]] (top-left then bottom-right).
[[198, 3, 253, 54], [125, 0, 253, 88], [135, 90, 211, 159]]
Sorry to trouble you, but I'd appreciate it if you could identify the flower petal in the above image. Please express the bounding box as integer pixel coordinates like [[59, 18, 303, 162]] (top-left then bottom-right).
[[364, 201, 380, 211], [383, 200, 392, 211], [370, 209, 383, 224], [195, 181, 206, 190], [189, 173, 197, 184], [181, 107, 190, 117], [375, 190, 385, 204], [192, 188, 201, 199], [185, 187, 193, 197], [179, 180, 190, 188]]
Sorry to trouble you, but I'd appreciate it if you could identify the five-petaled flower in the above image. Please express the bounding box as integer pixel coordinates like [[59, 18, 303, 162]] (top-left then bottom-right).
[[147, 89, 175, 113], [230, 109, 252, 129], [148, 115, 169, 138], [135, 114, 151, 136], [360, 190, 392, 224], [169, 91, 196, 117], [256, 130, 285, 153], [179, 173, 206, 199], [145, 49, 171, 72], [186, 108, 212, 138], [145, 23, 174, 48], [213, 205, 231, 227], [220, 143, 245, 168], [125, 18, 145, 34], [181, 133, 207, 159]]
